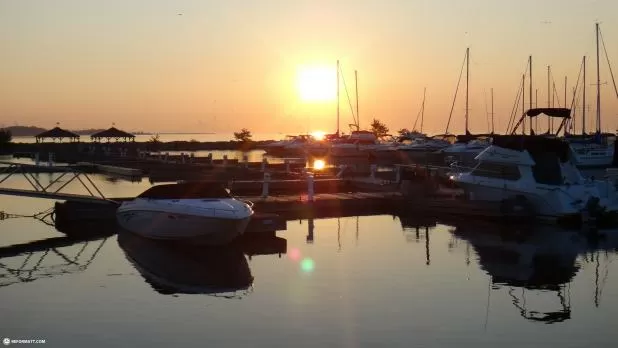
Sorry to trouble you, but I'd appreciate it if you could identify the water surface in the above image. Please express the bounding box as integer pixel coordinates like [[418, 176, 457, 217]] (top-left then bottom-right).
[[0, 174, 617, 347]]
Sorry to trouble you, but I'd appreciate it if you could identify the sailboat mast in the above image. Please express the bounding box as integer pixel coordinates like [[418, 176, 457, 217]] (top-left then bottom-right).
[[596, 22, 601, 133], [491, 88, 494, 134], [547, 65, 551, 132], [529, 57, 533, 106], [583, 56, 587, 134], [465, 47, 470, 134], [337, 60, 340, 136], [421, 87, 426, 133], [355, 70, 360, 131], [522, 74, 526, 135]]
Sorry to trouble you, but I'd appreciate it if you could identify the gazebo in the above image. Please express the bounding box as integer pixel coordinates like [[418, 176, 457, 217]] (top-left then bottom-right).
[[91, 127, 135, 142], [35, 127, 80, 143]]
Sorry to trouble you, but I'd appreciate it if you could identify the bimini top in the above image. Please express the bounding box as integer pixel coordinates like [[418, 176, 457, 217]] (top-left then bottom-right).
[[525, 108, 571, 118], [491, 135, 570, 163], [137, 182, 232, 199]]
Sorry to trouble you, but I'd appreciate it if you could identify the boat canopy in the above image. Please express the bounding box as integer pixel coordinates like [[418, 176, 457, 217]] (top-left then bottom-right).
[[492, 135, 570, 163], [525, 108, 571, 118], [138, 182, 232, 199]]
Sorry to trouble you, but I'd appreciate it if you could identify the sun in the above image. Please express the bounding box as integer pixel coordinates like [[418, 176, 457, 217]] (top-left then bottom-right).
[[297, 65, 337, 102], [310, 130, 326, 140]]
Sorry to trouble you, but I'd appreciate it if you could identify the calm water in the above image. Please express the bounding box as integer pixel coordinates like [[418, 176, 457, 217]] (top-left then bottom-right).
[[1, 174, 618, 347]]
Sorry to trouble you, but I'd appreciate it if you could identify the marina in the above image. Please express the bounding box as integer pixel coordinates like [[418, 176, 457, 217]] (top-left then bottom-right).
[[2, 3, 618, 345]]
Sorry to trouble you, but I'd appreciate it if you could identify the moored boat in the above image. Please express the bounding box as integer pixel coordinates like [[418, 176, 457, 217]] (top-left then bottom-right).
[[116, 182, 254, 244]]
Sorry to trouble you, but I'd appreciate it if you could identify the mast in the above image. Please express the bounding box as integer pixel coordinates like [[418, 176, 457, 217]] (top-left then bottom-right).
[[529, 56, 533, 134], [547, 65, 551, 133], [522, 74, 526, 135], [596, 22, 601, 134], [465, 47, 470, 134], [491, 88, 494, 134], [355, 70, 360, 131], [336, 60, 340, 136], [421, 87, 426, 133], [583, 56, 587, 134], [564, 76, 567, 108]]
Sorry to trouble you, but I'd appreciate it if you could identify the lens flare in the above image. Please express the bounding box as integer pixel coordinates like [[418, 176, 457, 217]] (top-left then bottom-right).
[[289, 247, 301, 261], [301, 258, 315, 273], [313, 159, 325, 170]]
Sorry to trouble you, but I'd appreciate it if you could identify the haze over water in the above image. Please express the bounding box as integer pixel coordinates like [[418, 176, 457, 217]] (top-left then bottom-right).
[[0, 174, 617, 347]]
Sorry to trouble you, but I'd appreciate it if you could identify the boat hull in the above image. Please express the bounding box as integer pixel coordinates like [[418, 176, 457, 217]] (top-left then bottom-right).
[[117, 210, 251, 245]]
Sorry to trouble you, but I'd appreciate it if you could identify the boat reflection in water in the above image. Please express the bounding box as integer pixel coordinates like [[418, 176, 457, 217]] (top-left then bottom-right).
[[118, 230, 286, 297], [451, 221, 618, 324]]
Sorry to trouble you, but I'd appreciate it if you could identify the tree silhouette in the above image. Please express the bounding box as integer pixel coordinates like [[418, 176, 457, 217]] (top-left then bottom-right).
[[370, 119, 389, 138]]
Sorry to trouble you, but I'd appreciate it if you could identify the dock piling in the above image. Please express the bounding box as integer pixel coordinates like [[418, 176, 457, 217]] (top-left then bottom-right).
[[370, 164, 377, 180], [261, 158, 268, 172], [307, 173, 315, 202], [48, 152, 54, 167], [285, 159, 290, 173], [35, 153, 40, 166], [261, 172, 271, 198], [395, 165, 401, 183], [223, 155, 228, 167]]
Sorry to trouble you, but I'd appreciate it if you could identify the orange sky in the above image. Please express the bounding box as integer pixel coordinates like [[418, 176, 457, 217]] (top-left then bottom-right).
[[1, 0, 618, 135]]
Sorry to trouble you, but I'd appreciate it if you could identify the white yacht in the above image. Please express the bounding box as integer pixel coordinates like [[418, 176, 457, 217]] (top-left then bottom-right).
[[450, 135, 618, 221], [441, 135, 491, 168], [566, 134, 615, 168], [117, 182, 254, 244], [396, 136, 451, 164], [329, 130, 379, 157]]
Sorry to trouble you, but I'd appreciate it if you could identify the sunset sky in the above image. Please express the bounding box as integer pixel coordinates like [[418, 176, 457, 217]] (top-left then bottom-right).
[[1, 0, 618, 136]]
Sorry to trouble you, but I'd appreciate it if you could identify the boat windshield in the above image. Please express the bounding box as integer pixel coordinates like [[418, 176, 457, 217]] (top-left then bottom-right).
[[138, 182, 232, 199]]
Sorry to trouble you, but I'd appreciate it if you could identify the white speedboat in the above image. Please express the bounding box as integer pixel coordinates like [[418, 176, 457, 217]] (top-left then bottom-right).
[[450, 135, 618, 221], [116, 182, 254, 244]]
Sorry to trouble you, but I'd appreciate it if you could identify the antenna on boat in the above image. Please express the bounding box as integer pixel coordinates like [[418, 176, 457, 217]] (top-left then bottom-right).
[[596, 23, 601, 134], [491, 88, 495, 134], [421, 87, 426, 133], [547, 65, 551, 133], [465, 47, 470, 135], [522, 74, 526, 135], [582, 56, 586, 135], [355, 70, 360, 131], [337, 60, 340, 136], [529, 56, 533, 135]]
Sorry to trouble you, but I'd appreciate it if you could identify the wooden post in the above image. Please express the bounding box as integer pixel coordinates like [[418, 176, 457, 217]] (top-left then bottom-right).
[[35, 153, 40, 166], [307, 173, 315, 202], [48, 152, 54, 167], [395, 164, 401, 183], [223, 155, 228, 167], [370, 164, 377, 179], [285, 159, 290, 173], [261, 172, 271, 198], [261, 157, 268, 172]]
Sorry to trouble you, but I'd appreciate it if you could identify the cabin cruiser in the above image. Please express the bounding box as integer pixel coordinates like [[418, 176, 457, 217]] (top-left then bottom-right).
[[329, 130, 379, 157], [565, 133, 615, 168], [450, 134, 618, 221], [396, 135, 451, 165], [116, 182, 254, 244], [441, 134, 492, 168]]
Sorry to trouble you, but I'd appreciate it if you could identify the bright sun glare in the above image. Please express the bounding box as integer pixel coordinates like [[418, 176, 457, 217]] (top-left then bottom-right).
[[310, 130, 326, 140], [313, 159, 326, 170], [297, 66, 337, 102]]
